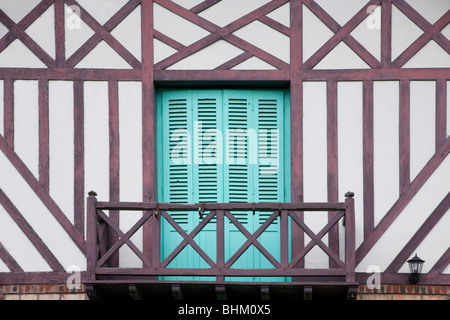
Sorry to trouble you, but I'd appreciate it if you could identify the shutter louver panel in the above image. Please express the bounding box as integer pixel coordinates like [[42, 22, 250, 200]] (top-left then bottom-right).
[[256, 94, 283, 225], [224, 92, 252, 226], [163, 93, 192, 227]]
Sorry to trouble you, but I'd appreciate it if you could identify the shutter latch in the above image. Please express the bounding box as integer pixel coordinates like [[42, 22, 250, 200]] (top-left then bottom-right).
[[252, 202, 256, 215], [154, 202, 159, 220], [199, 202, 205, 220]]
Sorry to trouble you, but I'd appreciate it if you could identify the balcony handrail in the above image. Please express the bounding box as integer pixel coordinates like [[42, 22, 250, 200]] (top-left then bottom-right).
[[86, 191, 356, 284]]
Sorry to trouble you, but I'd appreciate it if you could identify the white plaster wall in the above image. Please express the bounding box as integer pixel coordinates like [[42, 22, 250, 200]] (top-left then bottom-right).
[[118, 81, 143, 268], [0, 149, 86, 271], [84, 81, 109, 203], [357, 154, 450, 272], [410, 81, 436, 180], [14, 80, 39, 179], [49, 81, 74, 223], [373, 81, 400, 226], [0, 79, 3, 136], [337, 82, 364, 248], [303, 82, 329, 268]]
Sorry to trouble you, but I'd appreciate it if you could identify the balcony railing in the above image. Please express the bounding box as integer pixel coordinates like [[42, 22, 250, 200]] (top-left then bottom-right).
[[86, 192, 356, 289]]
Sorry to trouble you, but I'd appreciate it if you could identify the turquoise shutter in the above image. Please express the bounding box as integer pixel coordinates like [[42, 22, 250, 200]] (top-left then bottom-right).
[[223, 91, 254, 279], [192, 91, 223, 275], [254, 92, 285, 281], [159, 89, 288, 282], [161, 91, 194, 277]]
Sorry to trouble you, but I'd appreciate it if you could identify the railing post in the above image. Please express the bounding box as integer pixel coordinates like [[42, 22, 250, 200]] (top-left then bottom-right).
[[345, 192, 356, 283], [216, 209, 224, 281], [86, 191, 98, 281]]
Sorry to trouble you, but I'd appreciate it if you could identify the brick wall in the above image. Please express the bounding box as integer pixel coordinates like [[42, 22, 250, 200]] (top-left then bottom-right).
[[0, 284, 87, 300], [357, 285, 450, 300]]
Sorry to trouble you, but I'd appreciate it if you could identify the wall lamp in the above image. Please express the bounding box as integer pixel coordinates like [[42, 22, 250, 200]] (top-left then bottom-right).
[[407, 254, 425, 284]]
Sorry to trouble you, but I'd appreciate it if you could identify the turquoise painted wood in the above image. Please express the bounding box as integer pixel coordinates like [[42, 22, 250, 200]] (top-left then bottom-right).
[[157, 89, 290, 282]]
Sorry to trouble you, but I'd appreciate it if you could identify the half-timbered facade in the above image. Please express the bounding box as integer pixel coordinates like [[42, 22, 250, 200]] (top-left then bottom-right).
[[0, 0, 449, 300]]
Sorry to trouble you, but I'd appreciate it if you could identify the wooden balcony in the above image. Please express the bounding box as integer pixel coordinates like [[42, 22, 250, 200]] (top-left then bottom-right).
[[84, 192, 358, 300]]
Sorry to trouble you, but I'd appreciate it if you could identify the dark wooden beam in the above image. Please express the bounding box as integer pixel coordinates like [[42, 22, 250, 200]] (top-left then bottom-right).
[[73, 80, 85, 236], [0, 189, 64, 271], [356, 138, 450, 265], [399, 80, 410, 195], [38, 79, 49, 193], [385, 192, 450, 272], [0, 242, 23, 272], [54, 0, 66, 68], [381, 0, 392, 67], [290, 0, 304, 272], [3, 79, 14, 149], [215, 284, 227, 300], [363, 81, 374, 239], [261, 285, 270, 300], [65, 0, 141, 69], [171, 284, 184, 300], [108, 80, 120, 267], [0, 134, 86, 253], [303, 286, 312, 300], [129, 284, 142, 300], [327, 80, 339, 268]]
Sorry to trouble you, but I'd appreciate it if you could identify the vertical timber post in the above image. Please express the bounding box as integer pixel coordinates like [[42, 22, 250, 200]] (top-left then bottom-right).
[[86, 191, 98, 281], [345, 192, 356, 283]]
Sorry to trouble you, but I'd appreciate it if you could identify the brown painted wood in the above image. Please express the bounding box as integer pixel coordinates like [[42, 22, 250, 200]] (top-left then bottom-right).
[[429, 247, 450, 274], [54, 0, 65, 68], [399, 80, 410, 195], [216, 209, 225, 281], [0, 0, 53, 54], [153, 0, 289, 70], [363, 81, 374, 239], [0, 242, 23, 272], [214, 52, 253, 70], [141, 0, 157, 271], [303, 0, 381, 69], [290, 0, 304, 271], [327, 80, 339, 268], [190, 0, 222, 14], [108, 80, 120, 268], [381, 0, 392, 67], [155, 70, 290, 82], [392, 0, 450, 58], [38, 79, 49, 193], [258, 16, 290, 36], [73, 80, 85, 236], [303, 68, 450, 81], [66, 0, 141, 68], [95, 209, 153, 268], [385, 192, 450, 272], [65, 0, 141, 69], [356, 138, 450, 265], [153, 30, 186, 52], [0, 188, 64, 271], [95, 201, 347, 211], [345, 193, 356, 283], [435, 79, 447, 151], [393, 11, 450, 68], [0, 134, 86, 253], [0, 6, 55, 67], [0, 68, 141, 81], [3, 79, 14, 148], [86, 192, 98, 281]]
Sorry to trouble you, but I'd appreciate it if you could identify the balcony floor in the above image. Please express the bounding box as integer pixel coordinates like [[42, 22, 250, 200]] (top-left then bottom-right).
[[85, 280, 358, 300]]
